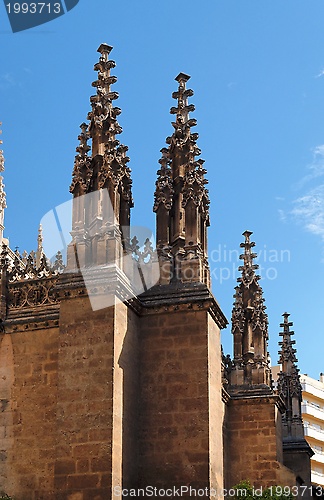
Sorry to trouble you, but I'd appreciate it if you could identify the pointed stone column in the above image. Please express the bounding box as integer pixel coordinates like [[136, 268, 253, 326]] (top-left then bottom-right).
[[154, 73, 210, 286], [277, 313, 313, 492], [35, 224, 44, 269], [0, 124, 7, 247], [68, 45, 133, 273], [230, 230, 271, 388]]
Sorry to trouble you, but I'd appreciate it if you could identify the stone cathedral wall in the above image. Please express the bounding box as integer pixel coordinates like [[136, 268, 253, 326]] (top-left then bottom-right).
[[0, 326, 59, 499]]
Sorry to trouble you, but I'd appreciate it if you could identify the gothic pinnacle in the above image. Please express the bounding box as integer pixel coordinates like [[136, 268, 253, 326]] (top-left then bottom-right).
[[170, 73, 196, 128], [77, 123, 91, 156], [70, 44, 133, 204], [230, 231, 270, 387], [238, 230, 260, 288], [153, 148, 173, 212], [88, 44, 123, 157], [68, 43, 134, 269], [278, 312, 298, 367], [166, 73, 200, 155], [0, 124, 4, 173], [277, 313, 305, 439], [154, 73, 211, 287], [0, 124, 7, 244], [36, 223, 44, 269]]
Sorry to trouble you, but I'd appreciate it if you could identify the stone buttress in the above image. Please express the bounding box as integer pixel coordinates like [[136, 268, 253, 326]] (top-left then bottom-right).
[[223, 231, 298, 490]]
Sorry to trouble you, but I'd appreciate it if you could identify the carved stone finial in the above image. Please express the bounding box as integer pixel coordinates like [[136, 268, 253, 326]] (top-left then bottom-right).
[[53, 250, 65, 273], [88, 44, 122, 158], [0, 124, 4, 173], [70, 122, 92, 195], [0, 124, 7, 245], [85, 44, 133, 203], [175, 72, 191, 82], [97, 43, 113, 58], [168, 72, 196, 147], [36, 224, 44, 269], [278, 312, 298, 372], [238, 230, 260, 288]]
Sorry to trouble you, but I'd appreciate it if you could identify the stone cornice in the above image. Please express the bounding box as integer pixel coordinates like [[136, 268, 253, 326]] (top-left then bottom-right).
[[56, 267, 142, 315], [5, 305, 59, 333], [228, 390, 286, 413], [283, 438, 314, 457], [138, 282, 228, 329]]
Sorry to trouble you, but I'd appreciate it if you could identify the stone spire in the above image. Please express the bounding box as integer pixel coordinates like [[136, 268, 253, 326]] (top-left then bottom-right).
[[277, 313, 304, 439], [88, 44, 120, 158], [67, 45, 133, 271], [154, 74, 210, 286], [36, 224, 44, 269], [0, 124, 7, 245], [230, 231, 271, 388]]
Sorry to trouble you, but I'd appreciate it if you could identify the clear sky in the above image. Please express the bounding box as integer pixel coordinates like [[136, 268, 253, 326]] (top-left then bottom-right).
[[0, 0, 323, 379]]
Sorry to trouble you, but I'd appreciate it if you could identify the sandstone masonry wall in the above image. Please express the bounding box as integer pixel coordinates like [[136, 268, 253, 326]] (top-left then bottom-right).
[[3, 327, 59, 500], [225, 396, 296, 489], [54, 292, 138, 500], [138, 306, 224, 496]]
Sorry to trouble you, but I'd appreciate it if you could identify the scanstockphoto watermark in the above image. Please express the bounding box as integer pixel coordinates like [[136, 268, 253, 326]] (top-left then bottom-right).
[[114, 485, 220, 498], [113, 485, 318, 498], [210, 244, 291, 284], [2, 0, 80, 33]]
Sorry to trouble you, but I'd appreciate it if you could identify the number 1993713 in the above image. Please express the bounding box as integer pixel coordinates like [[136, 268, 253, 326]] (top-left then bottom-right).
[[6, 2, 61, 14]]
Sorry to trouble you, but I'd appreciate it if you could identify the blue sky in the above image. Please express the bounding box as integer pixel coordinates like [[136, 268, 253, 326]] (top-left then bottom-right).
[[0, 0, 323, 378]]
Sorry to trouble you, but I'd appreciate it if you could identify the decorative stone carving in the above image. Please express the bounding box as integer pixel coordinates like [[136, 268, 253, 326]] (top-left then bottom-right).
[[251, 289, 268, 333], [70, 122, 92, 195], [9, 279, 59, 309], [131, 236, 154, 264], [277, 313, 303, 432], [153, 151, 173, 212], [8, 287, 27, 309], [0, 242, 65, 284], [154, 73, 210, 286], [182, 161, 210, 220], [26, 284, 47, 306], [69, 45, 134, 276], [231, 286, 244, 334], [229, 231, 271, 387]]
